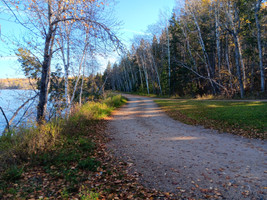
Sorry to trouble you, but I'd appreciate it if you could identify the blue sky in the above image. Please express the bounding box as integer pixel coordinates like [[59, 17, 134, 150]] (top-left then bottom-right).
[[115, 0, 175, 42], [0, 0, 175, 78]]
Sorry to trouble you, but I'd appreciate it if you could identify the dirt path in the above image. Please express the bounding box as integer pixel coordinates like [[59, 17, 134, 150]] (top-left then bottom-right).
[[107, 94, 266, 199]]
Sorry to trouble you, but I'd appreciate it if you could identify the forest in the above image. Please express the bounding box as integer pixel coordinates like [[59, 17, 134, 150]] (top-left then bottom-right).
[[103, 0, 266, 99], [0, 0, 266, 125], [0, 1, 266, 199]]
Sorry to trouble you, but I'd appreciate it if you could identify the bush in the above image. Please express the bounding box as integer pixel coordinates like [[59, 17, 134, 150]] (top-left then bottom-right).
[[103, 95, 126, 108]]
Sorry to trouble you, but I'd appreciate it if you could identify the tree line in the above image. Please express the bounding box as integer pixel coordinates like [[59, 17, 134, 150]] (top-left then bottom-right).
[[0, 78, 37, 89], [104, 0, 266, 98]]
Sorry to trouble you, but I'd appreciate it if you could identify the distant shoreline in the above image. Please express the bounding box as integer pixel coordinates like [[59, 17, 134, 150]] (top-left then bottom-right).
[[0, 78, 37, 90], [0, 88, 33, 90]]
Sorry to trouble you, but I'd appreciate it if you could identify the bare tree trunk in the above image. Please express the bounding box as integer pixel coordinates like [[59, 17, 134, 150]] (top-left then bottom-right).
[[225, 34, 233, 91], [250, 59, 255, 93], [233, 33, 244, 98], [126, 58, 136, 88], [98, 76, 108, 95], [79, 64, 85, 106], [138, 65, 144, 90], [255, 0, 264, 92], [123, 61, 132, 92], [181, 24, 197, 71], [150, 51, 162, 94], [232, 3, 246, 89], [166, 26, 171, 95], [121, 62, 130, 92], [70, 43, 88, 106], [191, 10, 216, 94], [0, 106, 10, 132], [59, 25, 71, 115], [65, 28, 71, 110], [37, 21, 55, 122], [237, 34, 246, 89], [225, 2, 245, 97], [215, 0, 221, 81], [141, 54, 150, 95]]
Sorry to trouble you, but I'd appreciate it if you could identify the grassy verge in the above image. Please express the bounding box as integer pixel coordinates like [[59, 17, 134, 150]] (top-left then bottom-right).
[[155, 100, 267, 140], [0, 95, 177, 199]]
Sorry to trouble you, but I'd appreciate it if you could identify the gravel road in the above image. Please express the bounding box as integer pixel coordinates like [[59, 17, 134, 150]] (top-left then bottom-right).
[[107, 94, 266, 199]]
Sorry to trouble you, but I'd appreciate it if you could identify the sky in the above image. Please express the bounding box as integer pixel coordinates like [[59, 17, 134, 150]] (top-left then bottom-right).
[[0, 0, 176, 79]]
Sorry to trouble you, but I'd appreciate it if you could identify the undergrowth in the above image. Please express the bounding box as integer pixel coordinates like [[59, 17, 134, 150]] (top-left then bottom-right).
[[0, 93, 177, 199], [0, 94, 134, 199]]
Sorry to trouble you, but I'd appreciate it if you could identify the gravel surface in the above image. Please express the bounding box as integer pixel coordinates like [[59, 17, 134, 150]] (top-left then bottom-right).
[[107, 94, 267, 199]]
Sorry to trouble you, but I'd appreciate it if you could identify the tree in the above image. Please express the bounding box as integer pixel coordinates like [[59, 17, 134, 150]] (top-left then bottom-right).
[[105, 0, 266, 98], [2, 0, 122, 122], [254, 0, 265, 92]]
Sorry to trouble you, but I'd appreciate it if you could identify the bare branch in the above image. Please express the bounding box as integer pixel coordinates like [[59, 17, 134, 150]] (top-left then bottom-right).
[[0, 106, 10, 132]]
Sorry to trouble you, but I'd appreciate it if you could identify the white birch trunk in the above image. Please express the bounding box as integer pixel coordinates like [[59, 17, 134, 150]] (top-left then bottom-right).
[[215, 0, 221, 80], [166, 26, 171, 95], [141, 53, 150, 95], [255, 0, 264, 92], [70, 43, 88, 107], [79, 59, 86, 106], [150, 50, 162, 94]]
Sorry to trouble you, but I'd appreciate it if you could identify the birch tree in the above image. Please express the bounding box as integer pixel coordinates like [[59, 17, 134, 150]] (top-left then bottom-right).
[[254, 0, 265, 92], [2, 0, 122, 122]]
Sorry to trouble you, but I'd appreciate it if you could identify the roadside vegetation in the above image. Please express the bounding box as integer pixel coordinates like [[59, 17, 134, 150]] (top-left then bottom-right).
[[0, 95, 169, 199], [155, 99, 267, 140]]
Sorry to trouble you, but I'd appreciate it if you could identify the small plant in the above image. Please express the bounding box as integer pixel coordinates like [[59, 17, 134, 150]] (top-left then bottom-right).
[[62, 168, 79, 184], [2, 165, 24, 181], [60, 187, 69, 199], [78, 158, 100, 172], [78, 137, 95, 152], [7, 187, 18, 195], [80, 190, 100, 200]]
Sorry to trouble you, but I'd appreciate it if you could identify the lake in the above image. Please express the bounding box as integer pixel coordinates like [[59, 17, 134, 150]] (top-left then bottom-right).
[[0, 89, 38, 134]]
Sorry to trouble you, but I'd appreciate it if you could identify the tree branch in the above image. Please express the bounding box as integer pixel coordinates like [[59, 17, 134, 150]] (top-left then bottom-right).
[[3, 93, 39, 133], [0, 106, 10, 132]]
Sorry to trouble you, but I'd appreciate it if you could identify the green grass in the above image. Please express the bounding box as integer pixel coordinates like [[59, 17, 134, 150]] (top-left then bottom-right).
[[0, 94, 127, 199], [155, 100, 267, 139]]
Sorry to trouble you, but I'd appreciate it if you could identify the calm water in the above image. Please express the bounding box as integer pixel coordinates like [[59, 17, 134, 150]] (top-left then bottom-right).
[[0, 89, 38, 133]]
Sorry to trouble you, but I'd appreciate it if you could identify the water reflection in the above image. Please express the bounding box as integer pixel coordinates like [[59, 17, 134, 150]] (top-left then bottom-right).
[[0, 89, 38, 133]]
